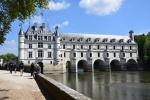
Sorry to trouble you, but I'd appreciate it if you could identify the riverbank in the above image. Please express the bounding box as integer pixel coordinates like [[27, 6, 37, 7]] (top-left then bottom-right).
[[0, 70, 52, 100]]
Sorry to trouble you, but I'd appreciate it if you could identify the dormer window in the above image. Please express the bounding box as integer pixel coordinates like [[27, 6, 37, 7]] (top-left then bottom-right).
[[70, 38, 76, 42], [110, 38, 116, 43], [78, 37, 84, 42], [95, 38, 100, 42], [29, 35, 32, 40], [119, 39, 124, 43], [62, 38, 65, 41], [127, 39, 131, 43], [103, 38, 108, 42], [86, 38, 91, 42], [38, 36, 43, 40]]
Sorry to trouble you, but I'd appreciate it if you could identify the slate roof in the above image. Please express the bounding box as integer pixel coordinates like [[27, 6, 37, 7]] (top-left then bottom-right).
[[60, 33, 133, 43], [18, 28, 24, 35]]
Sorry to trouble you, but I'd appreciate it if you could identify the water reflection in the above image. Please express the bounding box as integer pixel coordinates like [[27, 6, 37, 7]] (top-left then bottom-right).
[[45, 71, 150, 100]]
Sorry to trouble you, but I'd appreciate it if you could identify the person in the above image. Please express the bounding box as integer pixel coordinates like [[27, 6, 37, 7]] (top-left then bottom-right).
[[33, 64, 40, 78], [9, 61, 13, 74], [19, 61, 24, 76], [30, 62, 35, 76], [13, 63, 17, 73]]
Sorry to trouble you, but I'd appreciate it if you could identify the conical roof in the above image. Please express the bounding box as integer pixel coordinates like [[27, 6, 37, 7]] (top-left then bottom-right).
[[18, 27, 24, 35]]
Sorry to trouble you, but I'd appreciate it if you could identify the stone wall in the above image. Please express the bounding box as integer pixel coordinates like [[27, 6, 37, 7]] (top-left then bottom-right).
[[36, 74, 92, 100]]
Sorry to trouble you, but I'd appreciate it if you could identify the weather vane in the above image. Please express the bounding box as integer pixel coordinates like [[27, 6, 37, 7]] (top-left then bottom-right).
[[19, 22, 22, 28]]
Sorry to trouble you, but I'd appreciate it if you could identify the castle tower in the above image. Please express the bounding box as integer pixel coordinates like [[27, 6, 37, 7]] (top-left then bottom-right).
[[129, 30, 134, 41], [53, 26, 60, 65], [18, 27, 25, 62]]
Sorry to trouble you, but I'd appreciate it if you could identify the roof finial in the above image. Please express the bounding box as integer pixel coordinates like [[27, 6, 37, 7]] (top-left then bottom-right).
[[29, 20, 31, 27], [19, 22, 22, 28], [55, 25, 59, 30]]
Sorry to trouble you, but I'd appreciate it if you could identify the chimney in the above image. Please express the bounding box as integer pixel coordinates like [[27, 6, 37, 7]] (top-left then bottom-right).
[[129, 30, 134, 41], [34, 22, 38, 28], [42, 23, 45, 28]]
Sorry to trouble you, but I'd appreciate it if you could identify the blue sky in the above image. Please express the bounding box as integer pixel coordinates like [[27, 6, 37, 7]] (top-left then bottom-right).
[[0, 0, 150, 56]]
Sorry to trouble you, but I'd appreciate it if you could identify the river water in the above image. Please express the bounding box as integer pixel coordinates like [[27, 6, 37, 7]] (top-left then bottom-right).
[[45, 71, 150, 100]]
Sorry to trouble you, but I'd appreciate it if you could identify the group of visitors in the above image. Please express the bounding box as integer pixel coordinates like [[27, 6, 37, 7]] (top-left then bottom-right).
[[8, 61, 24, 76], [7, 61, 42, 77]]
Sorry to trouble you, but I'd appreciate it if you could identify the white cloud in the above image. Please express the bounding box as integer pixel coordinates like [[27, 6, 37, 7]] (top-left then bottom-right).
[[0, 47, 18, 55], [31, 15, 44, 24], [48, 0, 70, 11], [53, 21, 69, 28], [79, 0, 123, 16], [0, 40, 18, 55], [5, 40, 16, 45]]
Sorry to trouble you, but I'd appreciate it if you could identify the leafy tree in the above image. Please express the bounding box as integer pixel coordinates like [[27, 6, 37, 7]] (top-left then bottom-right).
[[147, 32, 150, 38], [0, 0, 50, 44], [0, 53, 17, 63]]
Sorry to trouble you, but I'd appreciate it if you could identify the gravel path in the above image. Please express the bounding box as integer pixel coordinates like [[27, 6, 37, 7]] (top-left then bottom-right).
[[0, 70, 47, 100]]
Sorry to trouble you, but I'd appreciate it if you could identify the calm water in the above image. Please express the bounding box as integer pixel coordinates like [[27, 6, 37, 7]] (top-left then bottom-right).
[[45, 71, 150, 100]]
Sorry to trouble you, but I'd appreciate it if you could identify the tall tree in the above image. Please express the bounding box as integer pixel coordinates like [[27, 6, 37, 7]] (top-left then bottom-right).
[[0, 0, 50, 44], [0, 53, 17, 63]]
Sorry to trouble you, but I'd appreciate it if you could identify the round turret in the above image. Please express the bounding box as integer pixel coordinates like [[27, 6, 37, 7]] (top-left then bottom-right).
[[18, 27, 25, 62]]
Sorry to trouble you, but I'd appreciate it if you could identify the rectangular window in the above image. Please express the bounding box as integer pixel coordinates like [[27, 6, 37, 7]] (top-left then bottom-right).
[[28, 52, 32, 58], [98, 52, 100, 57], [89, 45, 91, 49], [48, 52, 51, 58], [29, 44, 32, 49], [107, 53, 109, 57], [114, 53, 116, 57], [73, 53, 76, 57], [50, 61, 52, 64], [122, 46, 124, 50], [38, 42, 43, 48], [63, 44, 65, 49], [81, 45, 83, 49], [113, 46, 115, 50], [38, 50, 43, 57], [48, 36, 51, 41], [130, 46, 132, 50], [48, 44, 51, 49], [123, 53, 125, 57], [130, 53, 132, 57], [38, 36, 43, 40], [73, 45, 75, 49], [90, 53, 92, 57], [106, 45, 108, 50], [97, 45, 100, 49], [81, 52, 83, 57], [64, 52, 66, 57], [29, 35, 32, 40]]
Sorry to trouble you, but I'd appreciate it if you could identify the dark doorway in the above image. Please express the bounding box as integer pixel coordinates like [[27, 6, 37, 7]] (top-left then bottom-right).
[[37, 62, 44, 74]]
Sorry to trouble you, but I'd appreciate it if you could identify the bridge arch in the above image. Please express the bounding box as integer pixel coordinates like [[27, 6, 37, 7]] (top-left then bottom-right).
[[110, 59, 121, 71], [126, 59, 137, 70], [94, 59, 105, 71], [66, 61, 71, 72], [77, 60, 88, 72]]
